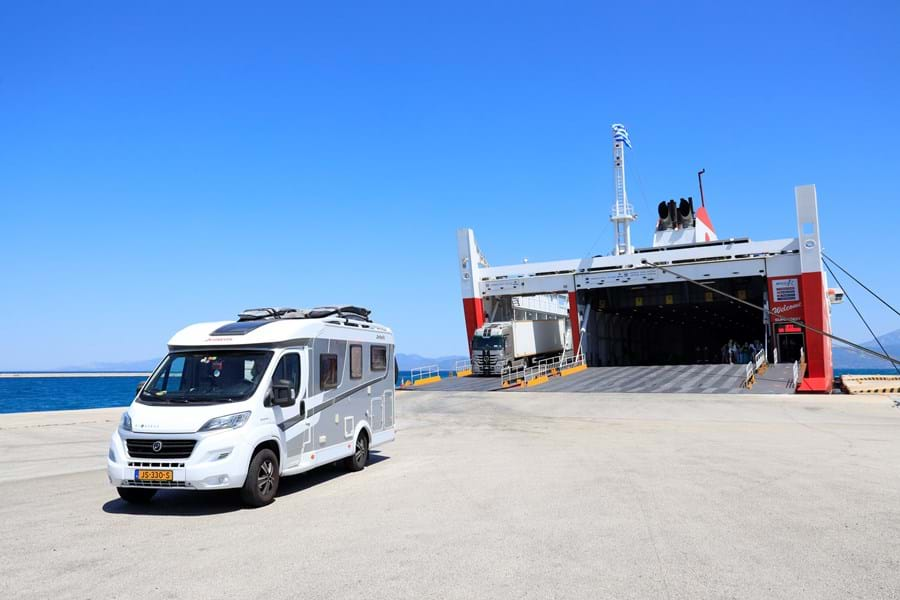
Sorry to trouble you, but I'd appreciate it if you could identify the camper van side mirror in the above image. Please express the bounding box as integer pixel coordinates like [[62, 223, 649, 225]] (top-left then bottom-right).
[[270, 379, 295, 407], [135, 380, 147, 395]]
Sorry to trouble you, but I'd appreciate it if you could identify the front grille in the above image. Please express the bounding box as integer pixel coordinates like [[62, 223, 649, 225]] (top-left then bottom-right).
[[124, 480, 189, 488], [126, 439, 196, 459], [127, 461, 185, 468], [473, 351, 498, 374]]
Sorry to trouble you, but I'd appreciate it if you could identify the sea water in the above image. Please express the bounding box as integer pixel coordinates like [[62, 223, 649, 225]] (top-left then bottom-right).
[[0, 376, 146, 414], [0, 368, 891, 414]]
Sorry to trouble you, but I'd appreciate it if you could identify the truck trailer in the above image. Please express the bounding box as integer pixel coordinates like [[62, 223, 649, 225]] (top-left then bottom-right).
[[471, 319, 566, 375]]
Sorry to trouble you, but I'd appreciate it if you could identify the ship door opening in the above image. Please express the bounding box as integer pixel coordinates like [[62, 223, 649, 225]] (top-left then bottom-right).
[[579, 276, 769, 366], [774, 323, 805, 363]]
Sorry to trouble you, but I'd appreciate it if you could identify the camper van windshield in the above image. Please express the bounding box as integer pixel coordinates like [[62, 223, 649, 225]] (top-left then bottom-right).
[[472, 335, 505, 351], [140, 350, 273, 404]]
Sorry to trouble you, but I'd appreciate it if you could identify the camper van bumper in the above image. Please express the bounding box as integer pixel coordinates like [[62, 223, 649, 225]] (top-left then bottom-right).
[[107, 427, 256, 490]]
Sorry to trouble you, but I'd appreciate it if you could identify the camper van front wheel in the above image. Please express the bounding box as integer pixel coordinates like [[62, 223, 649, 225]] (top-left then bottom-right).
[[240, 448, 280, 508], [344, 431, 369, 472]]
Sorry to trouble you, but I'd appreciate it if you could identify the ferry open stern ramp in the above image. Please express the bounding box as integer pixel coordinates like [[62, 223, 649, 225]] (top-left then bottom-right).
[[456, 128, 838, 393]]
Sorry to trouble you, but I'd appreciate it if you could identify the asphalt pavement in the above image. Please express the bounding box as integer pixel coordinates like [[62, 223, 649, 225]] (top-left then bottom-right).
[[2, 391, 899, 599]]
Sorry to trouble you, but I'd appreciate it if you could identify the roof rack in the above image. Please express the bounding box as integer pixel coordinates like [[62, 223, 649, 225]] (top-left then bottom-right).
[[305, 305, 372, 322], [237, 305, 371, 323], [237, 308, 299, 322]]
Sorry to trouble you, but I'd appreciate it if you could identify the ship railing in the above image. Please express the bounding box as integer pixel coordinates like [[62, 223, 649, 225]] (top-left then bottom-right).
[[754, 348, 766, 371], [502, 354, 575, 388], [524, 358, 556, 385], [409, 365, 440, 384], [558, 353, 585, 371], [790, 348, 806, 389], [501, 364, 525, 387], [742, 361, 755, 389], [454, 358, 472, 376]]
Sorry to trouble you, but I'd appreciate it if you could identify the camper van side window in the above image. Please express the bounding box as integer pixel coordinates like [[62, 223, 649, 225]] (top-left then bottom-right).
[[272, 353, 301, 398], [371, 345, 387, 371], [320, 354, 338, 391], [349, 345, 363, 379]]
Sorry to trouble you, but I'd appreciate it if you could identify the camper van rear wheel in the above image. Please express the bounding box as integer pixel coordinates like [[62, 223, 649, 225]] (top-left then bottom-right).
[[345, 431, 369, 472], [117, 487, 156, 504], [241, 448, 280, 508]]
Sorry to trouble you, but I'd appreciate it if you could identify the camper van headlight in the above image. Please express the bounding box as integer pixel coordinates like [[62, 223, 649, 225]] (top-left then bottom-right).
[[198, 411, 251, 432], [120, 412, 133, 432]]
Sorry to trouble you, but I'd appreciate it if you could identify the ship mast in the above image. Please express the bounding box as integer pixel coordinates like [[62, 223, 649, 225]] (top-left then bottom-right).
[[610, 123, 635, 255]]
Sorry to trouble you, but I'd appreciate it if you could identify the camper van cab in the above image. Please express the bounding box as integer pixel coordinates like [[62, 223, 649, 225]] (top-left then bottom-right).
[[107, 306, 396, 507]]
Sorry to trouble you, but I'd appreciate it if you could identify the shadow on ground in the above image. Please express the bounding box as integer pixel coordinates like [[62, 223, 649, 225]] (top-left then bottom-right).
[[101, 451, 390, 516]]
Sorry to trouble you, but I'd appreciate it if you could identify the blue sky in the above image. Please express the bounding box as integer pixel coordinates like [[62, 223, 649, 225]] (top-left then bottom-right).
[[1, 1, 899, 370]]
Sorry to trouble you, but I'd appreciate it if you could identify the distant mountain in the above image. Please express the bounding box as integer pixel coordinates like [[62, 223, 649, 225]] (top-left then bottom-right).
[[55, 358, 161, 372], [833, 328, 900, 370], [396, 353, 468, 371]]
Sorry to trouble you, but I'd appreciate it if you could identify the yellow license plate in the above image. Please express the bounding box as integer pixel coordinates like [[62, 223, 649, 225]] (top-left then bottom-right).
[[136, 469, 173, 481]]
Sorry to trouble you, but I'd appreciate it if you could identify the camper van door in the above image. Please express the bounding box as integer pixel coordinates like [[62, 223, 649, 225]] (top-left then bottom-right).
[[271, 349, 309, 463]]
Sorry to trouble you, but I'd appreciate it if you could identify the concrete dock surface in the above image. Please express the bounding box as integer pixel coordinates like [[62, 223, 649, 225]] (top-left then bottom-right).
[[2, 391, 900, 599]]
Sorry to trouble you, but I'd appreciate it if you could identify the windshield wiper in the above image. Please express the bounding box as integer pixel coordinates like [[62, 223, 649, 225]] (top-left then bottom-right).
[[141, 390, 191, 404]]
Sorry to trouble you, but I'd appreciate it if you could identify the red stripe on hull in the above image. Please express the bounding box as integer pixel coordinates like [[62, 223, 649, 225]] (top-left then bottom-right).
[[797, 271, 833, 393], [461, 297, 485, 352], [568, 291, 580, 355]]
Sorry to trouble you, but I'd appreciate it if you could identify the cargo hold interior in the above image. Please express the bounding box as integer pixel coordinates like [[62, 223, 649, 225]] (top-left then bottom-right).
[[579, 277, 768, 366]]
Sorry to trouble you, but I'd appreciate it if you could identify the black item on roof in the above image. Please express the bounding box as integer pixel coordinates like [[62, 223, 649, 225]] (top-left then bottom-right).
[[306, 306, 371, 321], [212, 305, 372, 337], [235, 305, 372, 323], [238, 308, 299, 321]]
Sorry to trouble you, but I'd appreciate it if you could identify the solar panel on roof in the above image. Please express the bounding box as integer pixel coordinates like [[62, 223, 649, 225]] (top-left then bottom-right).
[[210, 320, 275, 336]]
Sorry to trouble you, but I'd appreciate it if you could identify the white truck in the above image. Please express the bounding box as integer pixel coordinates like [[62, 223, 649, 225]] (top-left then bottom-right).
[[471, 320, 567, 375]]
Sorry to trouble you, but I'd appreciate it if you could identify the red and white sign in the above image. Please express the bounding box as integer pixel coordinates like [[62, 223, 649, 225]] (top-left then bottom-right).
[[773, 278, 799, 302], [768, 276, 804, 322]]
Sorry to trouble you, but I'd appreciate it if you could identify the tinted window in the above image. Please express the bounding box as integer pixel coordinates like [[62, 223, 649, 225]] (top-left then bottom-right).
[[350, 345, 363, 379], [272, 353, 301, 397], [162, 356, 184, 392], [371, 345, 387, 371], [320, 353, 338, 391], [142, 351, 272, 405]]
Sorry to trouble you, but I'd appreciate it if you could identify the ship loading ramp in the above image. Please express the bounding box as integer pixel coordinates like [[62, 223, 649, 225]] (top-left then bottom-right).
[[510, 363, 797, 394], [403, 375, 505, 393], [457, 178, 838, 392]]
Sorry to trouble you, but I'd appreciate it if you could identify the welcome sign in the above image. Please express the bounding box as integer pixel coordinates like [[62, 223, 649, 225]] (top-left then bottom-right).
[[768, 277, 804, 321]]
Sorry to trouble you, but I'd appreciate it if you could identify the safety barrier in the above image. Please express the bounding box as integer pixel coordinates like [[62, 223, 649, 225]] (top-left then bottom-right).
[[742, 362, 755, 389], [558, 353, 587, 376], [501, 353, 585, 388], [454, 359, 472, 378], [407, 365, 441, 387], [500, 363, 524, 388], [790, 348, 806, 390], [754, 348, 766, 371]]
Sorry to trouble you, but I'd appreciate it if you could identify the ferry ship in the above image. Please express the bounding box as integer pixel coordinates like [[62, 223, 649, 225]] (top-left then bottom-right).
[[456, 125, 840, 393]]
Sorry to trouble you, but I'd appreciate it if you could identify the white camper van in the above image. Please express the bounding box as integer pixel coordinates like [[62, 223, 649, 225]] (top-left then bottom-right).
[[107, 306, 396, 507]]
